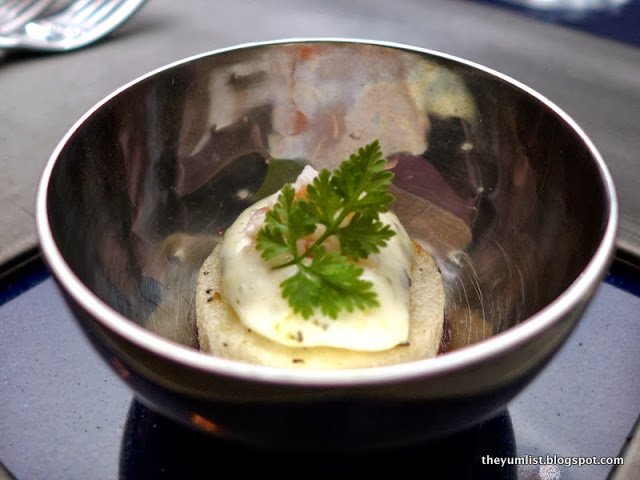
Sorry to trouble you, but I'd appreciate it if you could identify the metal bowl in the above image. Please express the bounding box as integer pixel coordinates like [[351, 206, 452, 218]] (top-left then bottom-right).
[[36, 39, 618, 451]]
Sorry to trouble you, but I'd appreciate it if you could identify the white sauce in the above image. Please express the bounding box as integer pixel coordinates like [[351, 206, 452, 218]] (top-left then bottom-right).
[[219, 170, 414, 351]]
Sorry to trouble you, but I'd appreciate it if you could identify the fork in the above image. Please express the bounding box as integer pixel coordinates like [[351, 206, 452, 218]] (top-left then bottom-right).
[[0, 0, 54, 34], [0, 0, 147, 52]]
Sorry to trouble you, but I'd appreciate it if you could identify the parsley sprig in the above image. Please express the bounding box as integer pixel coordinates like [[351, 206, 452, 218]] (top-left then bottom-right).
[[256, 140, 396, 319]]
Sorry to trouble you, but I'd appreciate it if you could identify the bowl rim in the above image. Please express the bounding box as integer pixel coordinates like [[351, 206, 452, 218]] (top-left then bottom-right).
[[35, 37, 619, 387]]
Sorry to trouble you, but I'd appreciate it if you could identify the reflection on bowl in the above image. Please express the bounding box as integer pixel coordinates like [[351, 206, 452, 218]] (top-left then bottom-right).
[[36, 39, 617, 450]]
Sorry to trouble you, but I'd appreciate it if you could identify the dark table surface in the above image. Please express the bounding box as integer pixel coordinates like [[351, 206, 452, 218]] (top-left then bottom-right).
[[2, 1, 640, 479]]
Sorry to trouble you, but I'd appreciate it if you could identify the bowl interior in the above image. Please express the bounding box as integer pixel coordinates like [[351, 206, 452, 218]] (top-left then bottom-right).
[[44, 41, 611, 356]]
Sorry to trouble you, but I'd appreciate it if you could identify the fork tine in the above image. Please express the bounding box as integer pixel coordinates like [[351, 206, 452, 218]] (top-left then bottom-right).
[[0, 0, 53, 34], [54, 0, 94, 21], [1, 1, 47, 20], [67, 0, 111, 22], [77, 0, 117, 23], [49, 0, 135, 29], [80, 0, 127, 29], [75, 0, 112, 22], [0, 0, 13, 15], [0, 0, 17, 13], [0, 0, 32, 17]]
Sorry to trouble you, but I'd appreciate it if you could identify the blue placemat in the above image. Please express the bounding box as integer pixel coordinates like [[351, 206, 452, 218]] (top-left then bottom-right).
[[468, 0, 640, 47]]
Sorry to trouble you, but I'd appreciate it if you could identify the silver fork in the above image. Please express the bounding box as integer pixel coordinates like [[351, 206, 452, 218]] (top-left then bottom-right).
[[0, 0, 147, 52], [0, 0, 55, 34]]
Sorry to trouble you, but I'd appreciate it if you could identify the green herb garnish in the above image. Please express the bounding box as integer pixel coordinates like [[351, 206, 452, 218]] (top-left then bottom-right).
[[256, 140, 396, 319]]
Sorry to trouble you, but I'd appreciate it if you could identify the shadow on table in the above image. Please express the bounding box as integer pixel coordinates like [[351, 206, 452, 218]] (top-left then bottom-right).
[[119, 399, 516, 479]]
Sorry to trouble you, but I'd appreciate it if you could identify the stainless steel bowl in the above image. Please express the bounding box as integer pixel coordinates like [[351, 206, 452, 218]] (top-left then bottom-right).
[[36, 39, 618, 451]]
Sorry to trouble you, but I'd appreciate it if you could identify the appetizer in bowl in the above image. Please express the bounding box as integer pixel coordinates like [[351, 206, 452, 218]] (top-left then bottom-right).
[[36, 39, 617, 450], [196, 141, 446, 369]]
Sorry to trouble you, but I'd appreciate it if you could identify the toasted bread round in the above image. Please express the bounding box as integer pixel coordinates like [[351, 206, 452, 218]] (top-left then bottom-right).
[[195, 241, 444, 369]]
